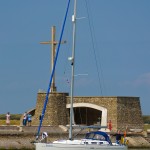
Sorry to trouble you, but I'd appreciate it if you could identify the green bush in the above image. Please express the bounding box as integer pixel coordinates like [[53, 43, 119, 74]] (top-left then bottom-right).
[[143, 115, 150, 124], [0, 114, 22, 120]]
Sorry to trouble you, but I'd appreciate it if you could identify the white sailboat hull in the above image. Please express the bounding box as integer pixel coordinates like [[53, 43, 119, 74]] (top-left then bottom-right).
[[35, 142, 127, 150]]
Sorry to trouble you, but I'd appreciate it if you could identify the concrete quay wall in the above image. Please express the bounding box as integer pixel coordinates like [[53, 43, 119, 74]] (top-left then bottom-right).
[[0, 126, 149, 149]]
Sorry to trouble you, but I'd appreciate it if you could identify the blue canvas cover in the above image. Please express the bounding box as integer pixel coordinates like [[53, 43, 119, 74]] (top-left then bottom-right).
[[85, 131, 112, 144]]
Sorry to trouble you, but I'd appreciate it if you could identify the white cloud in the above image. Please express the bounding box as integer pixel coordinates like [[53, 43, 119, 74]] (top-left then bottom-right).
[[122, 72, 150, 88], [133, 73, 150, 87]]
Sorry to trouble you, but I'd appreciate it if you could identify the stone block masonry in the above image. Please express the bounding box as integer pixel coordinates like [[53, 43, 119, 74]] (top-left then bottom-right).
[[117, 97, 143, 129], [31, 92, 143, 131], [32, 92, 68, 126]]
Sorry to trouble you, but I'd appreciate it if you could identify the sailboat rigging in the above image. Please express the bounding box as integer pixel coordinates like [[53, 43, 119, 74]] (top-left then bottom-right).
[[36, 0, 71, 139], [34, 0, 128, 150]]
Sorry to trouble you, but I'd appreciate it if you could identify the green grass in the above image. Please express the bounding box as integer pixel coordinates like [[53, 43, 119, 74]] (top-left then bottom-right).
[[144, 124, 150, 131], [0, 120, 20, 126], [0, 114, 21, 120], [0, 114, 21, 125], [143, 115, 150, 124]]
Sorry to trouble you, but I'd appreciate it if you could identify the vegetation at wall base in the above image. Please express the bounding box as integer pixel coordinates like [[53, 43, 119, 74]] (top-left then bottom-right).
[[0, 114, 21, 120], [143, 115, 150, 124], [0, 114, 149, 127], [0, 120, 20, 126]]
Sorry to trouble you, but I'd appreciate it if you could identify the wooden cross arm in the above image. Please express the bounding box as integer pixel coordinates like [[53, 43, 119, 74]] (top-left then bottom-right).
[[40, 40, 67, 45]]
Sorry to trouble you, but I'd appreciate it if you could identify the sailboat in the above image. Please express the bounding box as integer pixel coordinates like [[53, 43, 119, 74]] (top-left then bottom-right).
[[34, 0, 128, 150]]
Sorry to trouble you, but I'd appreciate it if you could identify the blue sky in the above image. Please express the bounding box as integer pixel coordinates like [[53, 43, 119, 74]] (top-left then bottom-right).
[[0, 0, 150, 115]]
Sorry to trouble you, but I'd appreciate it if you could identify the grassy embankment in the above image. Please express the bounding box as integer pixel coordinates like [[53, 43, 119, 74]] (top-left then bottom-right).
[[0, 114, 150, 129], [0, 114, 21, 125], [143, 115, 150, 131]]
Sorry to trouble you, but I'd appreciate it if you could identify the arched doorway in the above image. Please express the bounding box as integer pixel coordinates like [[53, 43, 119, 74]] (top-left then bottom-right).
[[66, 103, 107, 126], [74, 107, 102, 125]]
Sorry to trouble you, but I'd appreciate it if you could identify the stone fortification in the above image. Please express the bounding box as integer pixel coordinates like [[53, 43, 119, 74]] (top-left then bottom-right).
[[31, 92, 143, 131], [66, 96, 143, 130], [32, 92, 68, 126], [117, 97, 143, 129]]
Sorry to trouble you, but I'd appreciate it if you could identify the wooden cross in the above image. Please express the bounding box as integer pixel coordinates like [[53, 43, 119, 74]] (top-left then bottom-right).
[[40, 26, 66, 92]]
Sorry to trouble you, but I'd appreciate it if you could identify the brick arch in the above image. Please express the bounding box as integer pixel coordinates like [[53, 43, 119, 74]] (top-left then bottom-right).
[[66, 103, 107, 126]]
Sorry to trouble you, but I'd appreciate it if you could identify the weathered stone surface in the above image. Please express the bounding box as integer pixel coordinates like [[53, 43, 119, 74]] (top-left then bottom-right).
[[32, 92, 68, 126], [31, 92, 144, 131]]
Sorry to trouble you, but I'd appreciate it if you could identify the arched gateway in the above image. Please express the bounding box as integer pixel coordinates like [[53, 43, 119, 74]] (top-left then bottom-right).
[[66, 103, 107, 126], [31, 92, 143, 131]]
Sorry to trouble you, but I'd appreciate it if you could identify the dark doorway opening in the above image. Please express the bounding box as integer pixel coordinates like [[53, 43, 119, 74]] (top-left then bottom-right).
[[73, 107, 102, 126]]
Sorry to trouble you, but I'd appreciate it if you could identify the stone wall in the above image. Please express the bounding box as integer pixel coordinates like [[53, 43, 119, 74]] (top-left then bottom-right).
[[32, 92, 68, 126], [66, 96, 117, 128], [117, 97, 143, 129], [31, 93, 143, 131], [66, 96, 144, 130]]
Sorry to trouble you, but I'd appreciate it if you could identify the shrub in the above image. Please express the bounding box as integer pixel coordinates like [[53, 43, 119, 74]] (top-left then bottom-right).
[[0, 114, 22, 120], [143, 115, 150, 124]]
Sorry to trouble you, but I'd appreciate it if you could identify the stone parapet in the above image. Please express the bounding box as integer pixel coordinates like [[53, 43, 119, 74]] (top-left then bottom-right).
[[30, 93, 143, 131], [117, 97, 143, 130], [66, 96, 144, 131], [32, 92, 68, 126]]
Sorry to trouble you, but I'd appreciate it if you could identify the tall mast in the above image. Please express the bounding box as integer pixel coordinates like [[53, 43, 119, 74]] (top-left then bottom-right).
[[69, 0, 77, 140]]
